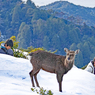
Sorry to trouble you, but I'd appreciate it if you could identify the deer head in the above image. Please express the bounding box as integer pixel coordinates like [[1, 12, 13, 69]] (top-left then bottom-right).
[[64, 48, 79, 66]]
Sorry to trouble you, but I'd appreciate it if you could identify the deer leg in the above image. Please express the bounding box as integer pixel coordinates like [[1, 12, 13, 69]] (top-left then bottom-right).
[[29, 70, 35, 87], [56, 73, 63, 92], [59, 81, 62, 92], [29, 68, 41, 87], [34, 70, 40, 87]]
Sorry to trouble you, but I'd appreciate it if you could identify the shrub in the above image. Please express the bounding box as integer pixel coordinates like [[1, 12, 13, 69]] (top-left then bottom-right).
[[13, 49, 28, 59], [10, 36, 27, 58], [0, 36, 27, 59], [31, 87, 53, 95], [81, 65, 87, 69], [0, 36, 57, 59]]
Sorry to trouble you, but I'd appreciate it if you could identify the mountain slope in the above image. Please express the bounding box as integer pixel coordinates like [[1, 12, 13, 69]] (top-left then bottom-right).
[[40, 1, 95, 26], [0, 54, 95, 95]]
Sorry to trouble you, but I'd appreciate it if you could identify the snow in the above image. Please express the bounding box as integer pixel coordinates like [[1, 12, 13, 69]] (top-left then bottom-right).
[[0, 54, 95, 95]]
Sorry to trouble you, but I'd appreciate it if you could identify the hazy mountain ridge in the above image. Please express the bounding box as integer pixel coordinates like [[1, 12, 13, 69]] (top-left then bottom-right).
[[40, 1, 95, 26]]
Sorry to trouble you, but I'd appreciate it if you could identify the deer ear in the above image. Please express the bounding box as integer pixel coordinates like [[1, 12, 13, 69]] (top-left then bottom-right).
[[75, 49, 80, 55], [64, 48, 68, 53]]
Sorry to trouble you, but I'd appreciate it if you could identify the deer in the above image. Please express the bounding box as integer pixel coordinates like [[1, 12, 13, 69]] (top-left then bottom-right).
[[29, 48, 79, 92]]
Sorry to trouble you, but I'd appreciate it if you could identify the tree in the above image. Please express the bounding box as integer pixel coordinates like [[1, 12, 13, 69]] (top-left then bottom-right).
[[75, 51, 84, 68], [19, 22, 26, 32], [10, 36, 19, 49], [70, 43, 77, 50], [82, 42, 91, 66], [69, 29, 79, 44], [51, 34, 61, 49], [43, 36, 50, 50], [17, 24, 32, 48], [11, 4, 21, 24], [26, 0, 36, 9]]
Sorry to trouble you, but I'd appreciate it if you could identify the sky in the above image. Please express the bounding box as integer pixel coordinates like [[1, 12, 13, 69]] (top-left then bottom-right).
[[22, 0, 95, 8], [0, 54, 95, 95]]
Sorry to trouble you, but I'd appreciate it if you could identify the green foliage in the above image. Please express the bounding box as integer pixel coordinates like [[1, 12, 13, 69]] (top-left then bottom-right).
[[40, 1, 95, 26], [13, 49, 27, 59], [21, 46, 57, 54], [0, 36, 27, 59], [31, 87, 53, 95], [10, 36, 19, 49], [20, 46, 45, 52], [17, 23, 32, 49], [0, 36, 19, 49], [26, 0, 36, 9], [0, 41, 5, 46], [81, 65, 87, 70], [11, 4, 21, 24], [10, 36, 27, 59]]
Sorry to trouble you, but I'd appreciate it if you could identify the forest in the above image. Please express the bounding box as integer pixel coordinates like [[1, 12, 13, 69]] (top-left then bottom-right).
[[0, 0, 95, 68], [40, 1, 95, 26]]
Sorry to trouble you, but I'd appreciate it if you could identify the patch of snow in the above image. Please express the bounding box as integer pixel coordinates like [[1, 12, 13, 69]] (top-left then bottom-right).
[[0, 54, 95, 95]]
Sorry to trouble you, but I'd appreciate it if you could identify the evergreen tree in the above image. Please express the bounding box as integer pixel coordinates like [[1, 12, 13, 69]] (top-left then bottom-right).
[[17, 24, 32, 48], [26, 0, 36, 9], [11, 4, 21, 24], [70, 43, 77, 50], [43, 36, 50, 50], [82, 42, 91, 66], [75, 51, 84, 68]]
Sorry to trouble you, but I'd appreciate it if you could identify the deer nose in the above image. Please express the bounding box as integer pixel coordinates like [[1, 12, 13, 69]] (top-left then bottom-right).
[[68, 57, 70, 60]]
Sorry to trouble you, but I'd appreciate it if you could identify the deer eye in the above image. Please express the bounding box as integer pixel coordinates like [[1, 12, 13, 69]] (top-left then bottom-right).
[[72, 54, 74, 56]]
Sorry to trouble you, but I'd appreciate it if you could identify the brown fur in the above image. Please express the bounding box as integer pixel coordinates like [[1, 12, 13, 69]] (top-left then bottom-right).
[[29, 48, 79, 92]]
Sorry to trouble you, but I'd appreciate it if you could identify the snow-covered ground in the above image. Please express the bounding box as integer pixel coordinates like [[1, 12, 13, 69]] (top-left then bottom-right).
[[0, 54, 95, 95]]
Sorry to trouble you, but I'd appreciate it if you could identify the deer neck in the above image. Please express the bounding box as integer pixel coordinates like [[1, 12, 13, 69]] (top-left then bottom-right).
[[64, 59, 74, 74]]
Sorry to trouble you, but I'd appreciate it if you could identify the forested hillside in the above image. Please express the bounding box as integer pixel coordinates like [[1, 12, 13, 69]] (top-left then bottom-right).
[[0, 0, 95, 68], [40, 1, 95, 26]]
